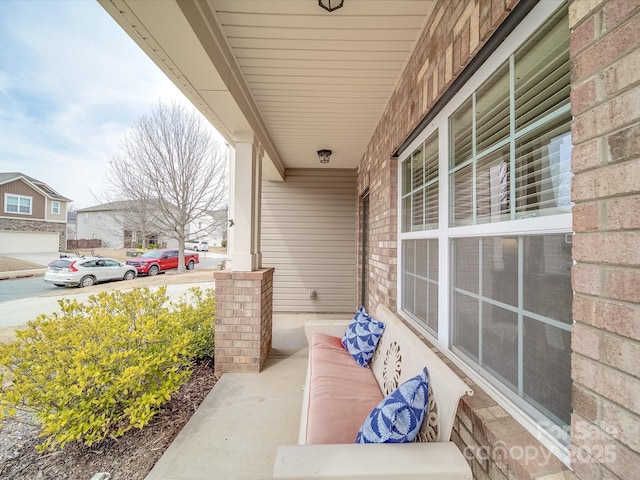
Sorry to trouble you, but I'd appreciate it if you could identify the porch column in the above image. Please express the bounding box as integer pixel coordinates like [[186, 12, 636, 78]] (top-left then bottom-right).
[[213, 133, 273, 376], [227, 134, 262, 272]]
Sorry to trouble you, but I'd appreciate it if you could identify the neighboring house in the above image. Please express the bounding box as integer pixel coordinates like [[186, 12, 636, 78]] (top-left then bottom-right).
[[102, 1, 639, 479], [76, 200, 178, 249], [0, 172, 71, 254], [66, 210, 77, 241], [187, 208, 228, 247]]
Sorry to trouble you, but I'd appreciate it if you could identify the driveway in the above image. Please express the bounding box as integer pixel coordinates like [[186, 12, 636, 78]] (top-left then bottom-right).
[[1, 252, 58, 267]]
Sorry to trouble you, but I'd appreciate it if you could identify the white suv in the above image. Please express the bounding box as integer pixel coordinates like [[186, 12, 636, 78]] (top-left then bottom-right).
[[186, 240, 209, 252]]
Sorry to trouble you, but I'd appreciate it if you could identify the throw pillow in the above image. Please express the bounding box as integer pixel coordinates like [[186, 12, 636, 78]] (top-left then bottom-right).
[[356, 367, 429, 443], [341, 306, 385, 367]]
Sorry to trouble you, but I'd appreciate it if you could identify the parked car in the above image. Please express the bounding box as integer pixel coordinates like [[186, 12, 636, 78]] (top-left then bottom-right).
[[185, 240, 209, 252], [44, 257, 137, 288], [125, 249, 199, 276]]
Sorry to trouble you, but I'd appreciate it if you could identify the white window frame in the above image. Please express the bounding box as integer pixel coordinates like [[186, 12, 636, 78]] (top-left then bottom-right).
[[397, 0, 570, 465], [51, 201, 60, 215], [4, 193, 33, 215]]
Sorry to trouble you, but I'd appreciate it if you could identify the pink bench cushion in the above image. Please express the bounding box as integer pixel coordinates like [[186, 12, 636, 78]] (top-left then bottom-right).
[[306, 333, 384, 444]]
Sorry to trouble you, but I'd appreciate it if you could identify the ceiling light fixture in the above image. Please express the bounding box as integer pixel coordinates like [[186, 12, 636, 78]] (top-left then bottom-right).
[[318, 0, 344, 13], [317, 149, 332, 164]]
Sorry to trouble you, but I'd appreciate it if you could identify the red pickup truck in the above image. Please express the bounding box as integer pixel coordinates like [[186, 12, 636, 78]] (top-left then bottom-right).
[[126, 249, 199, 276]]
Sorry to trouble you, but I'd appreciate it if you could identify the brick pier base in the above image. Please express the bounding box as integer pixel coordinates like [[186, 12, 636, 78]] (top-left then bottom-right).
[[213, 268, 274, 377]]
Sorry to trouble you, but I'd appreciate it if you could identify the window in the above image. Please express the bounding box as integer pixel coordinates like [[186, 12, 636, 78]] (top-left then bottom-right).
[[451, 234, 572, 432], [401, 130, 439, 232], [5, 194, 32, 215], [402, 239, 439, 335], [51, 201, 60, 215], [449, 8, 571, 226], [398, 2, 571, 454]]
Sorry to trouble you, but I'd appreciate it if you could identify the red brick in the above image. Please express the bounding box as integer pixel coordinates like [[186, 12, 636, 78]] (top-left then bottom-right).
[[604, 48, 640, 98], [571, 446, 604, 480], [573, 231, 640, 266], [605, 267, 640, 303], [505, 0, 519, 10], [573, 322, 602, 360], [571, 414, 615, 464], [605, 439, 640, 480], [601, 398, 640, 453], [602, 334, 640, 378], [213, 271, 232, 280], [603, 0, 639, 29], [574, 295, 640, 340], [606, 124, 640, 164], [479, 0, 493, 41], [572, 355, 640, 414], [470, 1, 480, 54], [571, 78, 598, 115], [573, 203, 601, 232], [453, 33, 462, 76], [572, 14, 640, 82], [572, 263, 604, 294], [571, 14, 597, 56], [572, 384, 600, 423], [492, 430, 567, 479], [606, 196, 640, 230], [491, 0, 508, 26], [460, 19, 471, 67], [572, 138, 602, 173], [594, 299, 640, 340], [573, 160, 640, 202], [569, 0, 603, 29]]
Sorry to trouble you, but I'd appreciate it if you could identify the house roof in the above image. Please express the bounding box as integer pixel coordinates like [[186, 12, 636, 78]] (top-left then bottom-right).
[[0, 172, 72, 202], [76, 200, 141, 212]]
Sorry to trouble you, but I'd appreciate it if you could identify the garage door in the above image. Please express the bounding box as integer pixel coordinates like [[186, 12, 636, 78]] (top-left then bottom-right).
[[0, 231, 59, 254]]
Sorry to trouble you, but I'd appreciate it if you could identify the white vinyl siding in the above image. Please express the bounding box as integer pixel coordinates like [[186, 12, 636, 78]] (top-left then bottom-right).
[[262, 169, 357, 312]]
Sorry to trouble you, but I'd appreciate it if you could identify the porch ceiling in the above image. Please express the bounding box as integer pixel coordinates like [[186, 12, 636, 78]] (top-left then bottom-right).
[[99, 0, 434, 179]]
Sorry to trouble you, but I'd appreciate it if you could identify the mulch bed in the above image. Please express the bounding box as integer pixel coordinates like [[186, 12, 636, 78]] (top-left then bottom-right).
[[0, 360, 217, 480]]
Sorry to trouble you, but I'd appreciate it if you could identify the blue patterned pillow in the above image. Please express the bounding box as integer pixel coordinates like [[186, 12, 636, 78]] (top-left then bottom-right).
[[341, 306, 385, 367], [356, 367, 429, 443]]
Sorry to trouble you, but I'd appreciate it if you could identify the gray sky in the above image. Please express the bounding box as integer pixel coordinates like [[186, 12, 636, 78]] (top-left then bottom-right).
[[0, 0, 220, 209]]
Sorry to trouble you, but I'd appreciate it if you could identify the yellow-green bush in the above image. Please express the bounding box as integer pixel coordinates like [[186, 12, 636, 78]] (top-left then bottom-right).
[[0, 286, 216, 451]]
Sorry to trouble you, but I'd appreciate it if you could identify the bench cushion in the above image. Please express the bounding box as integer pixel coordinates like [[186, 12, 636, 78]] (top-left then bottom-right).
[[306, 334, 384, 444]]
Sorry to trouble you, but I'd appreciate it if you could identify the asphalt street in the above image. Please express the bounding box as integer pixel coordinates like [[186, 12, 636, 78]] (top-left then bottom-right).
[[0, 252, 225, 329], [0, 254, 224, 303]]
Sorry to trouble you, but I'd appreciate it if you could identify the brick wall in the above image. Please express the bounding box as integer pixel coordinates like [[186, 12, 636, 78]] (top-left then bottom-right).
[[569, 1, 640, 478], [358, 0, 517, 312], [357, 0, 582, 479], [213, 268, 274, 377], [0, 218, 67, 251]]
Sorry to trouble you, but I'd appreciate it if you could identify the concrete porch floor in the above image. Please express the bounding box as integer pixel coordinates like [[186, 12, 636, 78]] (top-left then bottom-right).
[[145, 313, 349, 480]]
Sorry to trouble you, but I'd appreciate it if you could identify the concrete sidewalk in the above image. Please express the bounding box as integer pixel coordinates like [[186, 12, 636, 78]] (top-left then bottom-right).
[[0, 268, 47, 281], [144, 313, 347, 480]]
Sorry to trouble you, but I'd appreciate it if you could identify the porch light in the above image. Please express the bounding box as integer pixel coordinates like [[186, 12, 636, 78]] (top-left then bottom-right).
[[317, 149, 332, 164], [318, 0, 344, 12]]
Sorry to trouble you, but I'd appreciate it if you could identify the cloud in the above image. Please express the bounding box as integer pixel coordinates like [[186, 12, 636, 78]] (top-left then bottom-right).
[[0, 0, 214, 209]]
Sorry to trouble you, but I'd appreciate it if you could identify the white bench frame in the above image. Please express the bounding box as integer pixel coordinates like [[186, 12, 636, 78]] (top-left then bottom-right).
[[273, 305, 474, 479]]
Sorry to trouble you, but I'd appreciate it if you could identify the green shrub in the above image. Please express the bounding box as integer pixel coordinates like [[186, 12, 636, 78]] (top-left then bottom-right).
[[170, 287, 216, 359], [221, 239, 227, 248], [0, 286, 216, 451]]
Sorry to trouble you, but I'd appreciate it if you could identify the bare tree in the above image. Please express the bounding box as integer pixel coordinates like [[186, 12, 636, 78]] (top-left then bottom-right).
[[107, 100, 227, 271]]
